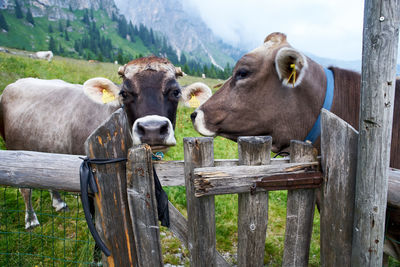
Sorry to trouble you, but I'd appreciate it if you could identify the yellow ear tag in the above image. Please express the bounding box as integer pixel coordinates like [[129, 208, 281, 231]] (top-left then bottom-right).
[[288, 63, 297, 88], [189, 93, 200, 108], [102, 89, 115, 104]]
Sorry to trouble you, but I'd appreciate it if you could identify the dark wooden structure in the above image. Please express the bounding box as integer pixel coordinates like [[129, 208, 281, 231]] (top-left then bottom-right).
[[1, 108, 400, 266]]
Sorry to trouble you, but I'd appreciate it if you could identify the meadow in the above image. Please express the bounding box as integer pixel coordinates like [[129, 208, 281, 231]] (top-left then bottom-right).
[[0, 50, 330, 266]]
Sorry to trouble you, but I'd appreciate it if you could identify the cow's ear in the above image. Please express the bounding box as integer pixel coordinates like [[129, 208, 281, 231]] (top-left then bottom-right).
[[181, 82, 212, 108], [275, 47, 308, 88], [175, 67, 184, 78], [83, 77, 120, 106]]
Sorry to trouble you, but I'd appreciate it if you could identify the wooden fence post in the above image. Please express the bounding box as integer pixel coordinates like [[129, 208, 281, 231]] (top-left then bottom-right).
[[84, 109, 137, 266], [282, 140, 317, 267], [126, 144, 163, 267], [237, 136, 271, 267], [352, 0, 400, 265], [184, 137, 216, 266], [320, 109, 358, 266]]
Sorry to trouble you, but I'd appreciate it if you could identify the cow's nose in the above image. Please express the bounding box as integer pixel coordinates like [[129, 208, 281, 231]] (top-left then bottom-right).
[[136, 120, 169, 144], [191, 111, 197, 123]]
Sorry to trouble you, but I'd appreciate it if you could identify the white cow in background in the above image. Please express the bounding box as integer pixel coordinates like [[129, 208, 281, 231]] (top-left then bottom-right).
[[31, 51, 53, 62]]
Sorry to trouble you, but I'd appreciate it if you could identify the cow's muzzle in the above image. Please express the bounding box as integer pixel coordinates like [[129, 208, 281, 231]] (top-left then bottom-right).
[[191, 109, 216, 137], [132, 115, 176, 150]]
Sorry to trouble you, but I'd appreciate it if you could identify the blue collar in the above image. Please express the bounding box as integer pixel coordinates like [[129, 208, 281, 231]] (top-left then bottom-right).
[[304, 68, 334, 143]]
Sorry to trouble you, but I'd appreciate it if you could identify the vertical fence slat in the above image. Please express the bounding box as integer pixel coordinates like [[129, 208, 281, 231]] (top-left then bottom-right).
[[184, 137, 216, 267], [237, 136, 271, 267], [320, 109, 358, 266], [282, 140, 317, 267], [352, 0, 400, 265], [127, 144, 163, 267], [84, 109, 137, 267]]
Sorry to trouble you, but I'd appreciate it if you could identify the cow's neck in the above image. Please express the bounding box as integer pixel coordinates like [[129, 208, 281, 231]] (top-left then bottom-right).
[[329, 67, 361, 131]]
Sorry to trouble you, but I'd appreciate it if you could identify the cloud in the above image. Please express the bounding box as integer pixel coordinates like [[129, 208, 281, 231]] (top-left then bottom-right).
[[186, 0, 368, 61]]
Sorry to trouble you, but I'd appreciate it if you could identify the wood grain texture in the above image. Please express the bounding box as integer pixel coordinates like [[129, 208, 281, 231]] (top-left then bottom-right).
[[282, 140, 317, 267], [184, 137, 218, 267], [127, 145, 162, 267], [0, 154, 289, 189], [193, 162, 319, 197], [1, 151, 399, 208], [84, 108, 137, 267], [167, 201, 230, 266], [352, 1, 400, 265], [237, 136, 271, 267], [320, 109, 358, 266]]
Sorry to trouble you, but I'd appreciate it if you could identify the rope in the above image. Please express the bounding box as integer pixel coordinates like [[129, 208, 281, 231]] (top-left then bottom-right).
[[79, 157, 127, 257]]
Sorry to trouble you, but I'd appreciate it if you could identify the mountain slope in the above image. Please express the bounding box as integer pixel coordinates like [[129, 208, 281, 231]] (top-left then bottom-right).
[[114, 0, 244, 68], [0, 0, 184, 64]]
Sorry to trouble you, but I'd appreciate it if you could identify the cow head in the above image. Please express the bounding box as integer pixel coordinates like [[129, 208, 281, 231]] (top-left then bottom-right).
[[83, 56, 211, 151], [191, 33, 328, 152]]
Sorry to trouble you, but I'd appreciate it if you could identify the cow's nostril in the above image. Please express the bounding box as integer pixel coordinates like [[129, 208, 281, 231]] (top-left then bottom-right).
[[191, 111, 197, 122], [160, 121, 169, 136], [137, 123, 146, 137]]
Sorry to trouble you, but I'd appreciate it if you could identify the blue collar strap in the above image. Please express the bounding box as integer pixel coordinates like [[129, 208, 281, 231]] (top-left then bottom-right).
[[304, 68, 334, 143]]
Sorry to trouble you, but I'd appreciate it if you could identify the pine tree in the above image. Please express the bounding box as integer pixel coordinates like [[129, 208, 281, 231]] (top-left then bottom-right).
[[82, 9, 89, 25], [69, 5, 73, 12], [0, 12, 9, 31], [15, 0, 23, 19], [180, 53, 187, 65], [118, 16, 128, 38], [90, 9, 94, 20], [48, 24, 53, 33], [48, 36, 56, 51], [58, 43, 64, 54], [26, 8, 34, 25], [74, 40, 80, 52], [58, 21, 63, 32], [66, 19, 71, 28], [64, 29, 69, 41]]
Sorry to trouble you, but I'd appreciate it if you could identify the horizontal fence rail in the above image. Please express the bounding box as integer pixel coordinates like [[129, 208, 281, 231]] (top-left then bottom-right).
[[0, 150, 288, 190], [0, 150, 398, 210]]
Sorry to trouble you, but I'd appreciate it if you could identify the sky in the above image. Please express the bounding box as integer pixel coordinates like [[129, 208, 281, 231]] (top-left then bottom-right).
[[185, 0, 400, 63]]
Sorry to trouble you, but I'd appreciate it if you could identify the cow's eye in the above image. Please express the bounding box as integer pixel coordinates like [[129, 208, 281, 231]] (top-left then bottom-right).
[[235, 68, 250, 80], [172, 89, 181, 98], [119, 91, 128, 99]]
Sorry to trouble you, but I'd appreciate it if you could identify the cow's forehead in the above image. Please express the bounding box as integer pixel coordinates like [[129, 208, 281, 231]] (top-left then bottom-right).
[[247, 32, 289, 60], [122, 57, 176, 80]]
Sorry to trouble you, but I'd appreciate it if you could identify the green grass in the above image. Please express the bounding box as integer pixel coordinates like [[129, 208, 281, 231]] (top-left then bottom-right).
[[0, 188, 95, 266], [0, 8, 152, 60]]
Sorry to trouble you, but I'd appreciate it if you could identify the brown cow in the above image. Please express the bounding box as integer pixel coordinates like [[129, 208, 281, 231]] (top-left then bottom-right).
[[0, 56, 211, 229], [191, 32, 400, 261]]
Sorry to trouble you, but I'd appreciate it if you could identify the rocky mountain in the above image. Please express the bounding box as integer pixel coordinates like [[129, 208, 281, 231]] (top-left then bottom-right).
[[0, 0, 118, 20], [114, 0, 244, 68]]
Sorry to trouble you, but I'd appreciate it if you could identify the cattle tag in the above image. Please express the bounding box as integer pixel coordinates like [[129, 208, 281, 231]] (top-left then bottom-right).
[[288, 63, 297, 87], [189, 94, 200, 108], [102, 89, 115, 103]]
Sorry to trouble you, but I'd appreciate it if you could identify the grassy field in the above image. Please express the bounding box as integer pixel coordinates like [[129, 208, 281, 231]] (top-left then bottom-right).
[[0, 51, 396, 266]]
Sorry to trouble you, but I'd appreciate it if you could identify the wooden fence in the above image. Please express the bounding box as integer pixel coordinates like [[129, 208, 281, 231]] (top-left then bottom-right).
[[0, 108, 399, 266]]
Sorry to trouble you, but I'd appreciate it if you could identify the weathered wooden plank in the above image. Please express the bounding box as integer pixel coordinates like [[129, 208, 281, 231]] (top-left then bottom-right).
[[193, 162, 319, 197], [237, 136, 271, 267], [352, 1, 400, 265], [184, 137, 218, 267], [320, 109, 358, 266], [126, 145, 162, 267], [154, 158, 290, 186], [0, 152, 289, 189], [85, 108, 137, 267], [0, 150, 82, 191], [167, 201, 230, 267], [388, 168, 400, 208], [282, 140, 317, 267], [2, 150, 400, 208]]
